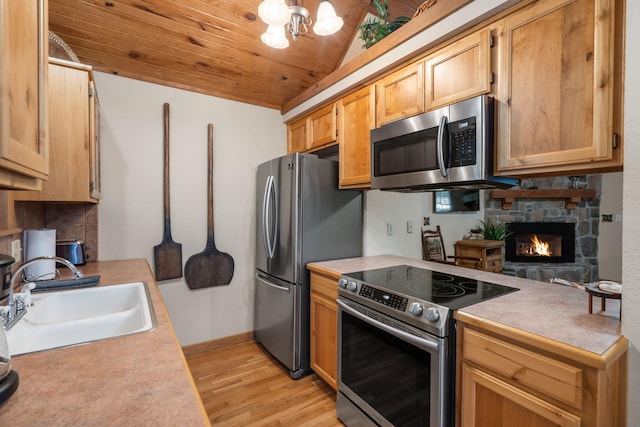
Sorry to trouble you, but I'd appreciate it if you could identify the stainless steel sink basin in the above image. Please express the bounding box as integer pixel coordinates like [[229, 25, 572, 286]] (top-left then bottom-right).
[[5, 282, 156, 356]]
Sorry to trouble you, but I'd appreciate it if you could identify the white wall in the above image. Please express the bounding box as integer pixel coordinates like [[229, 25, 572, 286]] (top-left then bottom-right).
[[599, 172, 623, 281], [622, 0, 640, 424], [364, 190, 484, 259], [95, 73, 284, 346]]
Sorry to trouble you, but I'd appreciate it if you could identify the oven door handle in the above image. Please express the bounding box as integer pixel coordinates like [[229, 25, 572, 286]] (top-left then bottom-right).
[[337, 299, 440, 353]]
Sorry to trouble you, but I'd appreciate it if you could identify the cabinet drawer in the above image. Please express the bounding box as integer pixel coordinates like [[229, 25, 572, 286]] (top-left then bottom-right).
[[463, 328, 582, 409], [310, 272, 338, 301]]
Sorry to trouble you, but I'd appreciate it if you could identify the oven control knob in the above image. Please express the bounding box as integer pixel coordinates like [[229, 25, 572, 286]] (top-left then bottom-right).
[[408, 302, 423, 316], [346, 281, 358, 292], [426, 307, 440, 322], [338, 278, 348, 289]]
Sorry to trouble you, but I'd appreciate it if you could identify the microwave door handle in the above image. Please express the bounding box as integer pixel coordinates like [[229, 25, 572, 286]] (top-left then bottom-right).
[[437, 115, 449, 177]]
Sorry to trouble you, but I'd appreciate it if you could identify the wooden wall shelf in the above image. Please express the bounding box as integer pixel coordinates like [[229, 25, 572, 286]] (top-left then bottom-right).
[[489, 189, 596, 209]]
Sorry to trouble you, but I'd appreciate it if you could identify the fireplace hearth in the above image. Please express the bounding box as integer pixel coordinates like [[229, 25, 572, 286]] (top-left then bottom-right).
[[505, 222, 576, 263]]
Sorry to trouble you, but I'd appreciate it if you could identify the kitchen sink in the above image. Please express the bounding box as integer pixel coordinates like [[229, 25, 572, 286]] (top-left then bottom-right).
[[5, 282, 156, 356]]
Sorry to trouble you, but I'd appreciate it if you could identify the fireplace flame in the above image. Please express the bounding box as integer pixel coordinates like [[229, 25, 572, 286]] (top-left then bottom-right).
[[531, 235, 552, 256]]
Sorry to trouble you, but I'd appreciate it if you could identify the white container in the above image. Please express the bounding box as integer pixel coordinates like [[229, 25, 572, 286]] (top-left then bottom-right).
[[23, 229, 56, 281]]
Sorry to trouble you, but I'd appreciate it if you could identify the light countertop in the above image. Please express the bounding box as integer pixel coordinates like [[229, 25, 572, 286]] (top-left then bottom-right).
[[308, 255, 625, 367], [0, 259, 209, 426]]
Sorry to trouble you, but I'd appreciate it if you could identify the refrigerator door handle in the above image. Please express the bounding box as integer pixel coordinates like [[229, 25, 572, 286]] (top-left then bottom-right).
[[263, 175, 278, 259], [256, 273, 290, 292], [262, 176, 272, 258]]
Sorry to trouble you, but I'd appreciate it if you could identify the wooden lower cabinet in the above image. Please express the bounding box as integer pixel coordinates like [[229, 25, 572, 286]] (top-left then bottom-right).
[[461, 364, 581, 427], [310, 271, 338, 390], [457, 321, 628, 427]]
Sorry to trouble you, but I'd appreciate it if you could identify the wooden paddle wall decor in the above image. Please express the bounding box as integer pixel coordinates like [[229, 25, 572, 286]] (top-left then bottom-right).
[[184, 123, 234, 289], [153, 103, 183, 281]]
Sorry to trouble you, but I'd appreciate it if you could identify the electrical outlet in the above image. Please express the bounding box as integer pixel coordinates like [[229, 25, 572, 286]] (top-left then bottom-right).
[[11, 239, 21, 262], [423, 216, 430, 226], [386, 222, 394, 236], [407, 220, 414, 234]]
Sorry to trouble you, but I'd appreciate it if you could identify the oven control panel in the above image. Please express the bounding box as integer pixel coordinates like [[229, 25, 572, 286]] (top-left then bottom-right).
[[359, 285, 408, 311]]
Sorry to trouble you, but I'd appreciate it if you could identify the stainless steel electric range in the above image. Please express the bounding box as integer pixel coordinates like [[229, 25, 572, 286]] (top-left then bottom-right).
[[336, 264, 518, 427]]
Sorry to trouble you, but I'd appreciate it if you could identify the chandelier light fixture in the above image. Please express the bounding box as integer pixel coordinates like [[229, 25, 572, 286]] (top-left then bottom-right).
[[258, 0, 344, 49]]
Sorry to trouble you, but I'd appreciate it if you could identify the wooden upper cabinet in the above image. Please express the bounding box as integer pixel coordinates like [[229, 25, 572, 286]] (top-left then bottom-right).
[[0, 0, 48, 190], [376, 61, 425, 126], [494, 0, 621, 176], [307, 103, 337, 150], [287, 117, 307, 154], [14, 59, 101, 203], [286, 103, 337, 153], [338, 85, 375, 189], [425, 29, 492, 110]]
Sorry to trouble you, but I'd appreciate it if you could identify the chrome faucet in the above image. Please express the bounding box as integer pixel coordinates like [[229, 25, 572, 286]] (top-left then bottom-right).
[[2, 256, 83, 329]]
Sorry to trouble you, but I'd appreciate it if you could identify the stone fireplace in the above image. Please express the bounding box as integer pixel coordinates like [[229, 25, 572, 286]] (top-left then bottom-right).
[[486, 175, 601, 283]]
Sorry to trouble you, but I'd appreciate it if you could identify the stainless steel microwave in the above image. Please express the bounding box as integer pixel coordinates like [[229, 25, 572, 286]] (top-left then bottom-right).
[[370, 95, 518, 191]]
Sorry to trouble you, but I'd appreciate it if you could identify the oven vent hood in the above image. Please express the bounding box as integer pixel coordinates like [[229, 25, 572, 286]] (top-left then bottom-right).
[[378, 176, 519, 193]]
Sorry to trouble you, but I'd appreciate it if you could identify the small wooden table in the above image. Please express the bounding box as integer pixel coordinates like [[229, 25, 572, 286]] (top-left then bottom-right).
[[585, 283, 622, 319], [454, 239, 505, 273]]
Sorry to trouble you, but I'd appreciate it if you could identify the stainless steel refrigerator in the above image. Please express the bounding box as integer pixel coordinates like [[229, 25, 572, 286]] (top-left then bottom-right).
[[254, 153, 362, 379]]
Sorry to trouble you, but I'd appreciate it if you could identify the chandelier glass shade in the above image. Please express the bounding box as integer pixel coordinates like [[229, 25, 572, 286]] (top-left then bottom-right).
[[258, 0, 343, 49]]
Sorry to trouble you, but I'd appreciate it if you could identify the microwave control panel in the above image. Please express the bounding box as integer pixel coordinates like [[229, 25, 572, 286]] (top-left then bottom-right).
[[450, 117, 476, 167]]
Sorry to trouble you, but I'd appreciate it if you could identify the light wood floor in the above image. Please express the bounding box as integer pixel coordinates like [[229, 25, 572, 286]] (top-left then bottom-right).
[[186, 341, 344, 426]]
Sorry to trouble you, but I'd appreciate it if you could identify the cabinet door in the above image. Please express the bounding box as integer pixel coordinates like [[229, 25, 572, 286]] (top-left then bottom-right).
[[310, 272, 339, 390], [495, 0, 618, 175], [310, 292, 338, 390], [338, 85, 375, 189], [461, 364, 581, 427], [0, 0, 48, 189], [425, 29, 491, 110], [307, 103, 337, 150], [287, 117, 307, 154], [14, 61, 98, 203], [376, 61, 424, 126]]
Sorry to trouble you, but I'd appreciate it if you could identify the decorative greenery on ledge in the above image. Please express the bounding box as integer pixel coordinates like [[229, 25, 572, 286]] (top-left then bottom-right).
[[358, 0, 411, 49]]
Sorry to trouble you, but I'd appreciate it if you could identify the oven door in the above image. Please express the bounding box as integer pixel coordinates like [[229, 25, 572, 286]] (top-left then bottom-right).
[[337, 298, 450, 427]]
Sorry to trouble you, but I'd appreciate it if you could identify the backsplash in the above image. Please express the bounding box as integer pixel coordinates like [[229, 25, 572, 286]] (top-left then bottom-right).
[[14, 202, 99, 262]]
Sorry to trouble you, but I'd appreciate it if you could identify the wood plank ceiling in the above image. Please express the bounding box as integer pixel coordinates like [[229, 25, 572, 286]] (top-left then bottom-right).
[[48, 0, 424, 111]]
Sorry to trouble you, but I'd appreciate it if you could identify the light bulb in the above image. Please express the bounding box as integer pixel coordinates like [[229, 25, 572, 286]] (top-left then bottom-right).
[[313, 1, 343, 36], [258, 0, 291, 26], [261, 25, 290, 49]]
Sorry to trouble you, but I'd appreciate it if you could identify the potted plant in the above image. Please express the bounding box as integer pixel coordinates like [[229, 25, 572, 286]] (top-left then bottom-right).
[[358, 0, 411, 49], [476, 218, 513, 241]]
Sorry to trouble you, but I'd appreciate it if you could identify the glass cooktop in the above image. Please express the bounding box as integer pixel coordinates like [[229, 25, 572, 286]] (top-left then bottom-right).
[[343, 264, 518, 310]]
